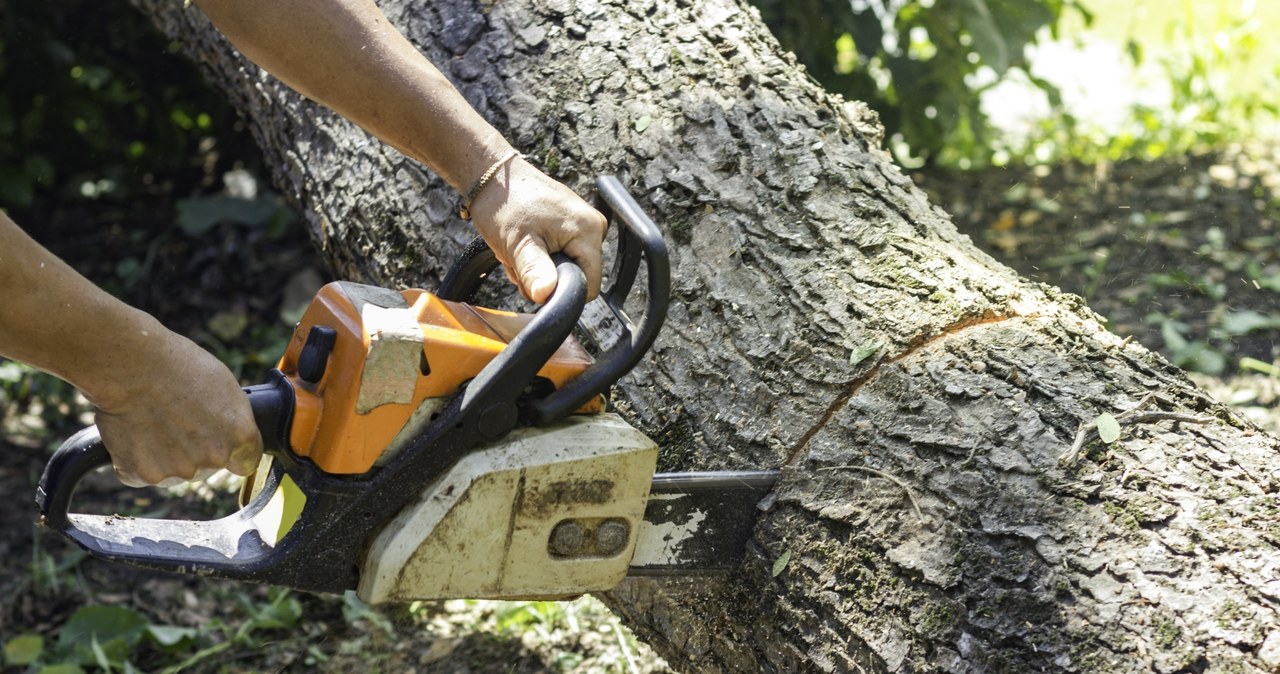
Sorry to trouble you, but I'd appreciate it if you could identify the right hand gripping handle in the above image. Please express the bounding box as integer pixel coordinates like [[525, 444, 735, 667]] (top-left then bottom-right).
[[527, 175, 670, 424], [436, 175, 670, 426], [34, 373, 304, 582]]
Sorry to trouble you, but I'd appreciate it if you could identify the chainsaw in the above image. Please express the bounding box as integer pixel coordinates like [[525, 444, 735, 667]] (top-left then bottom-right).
[[35, 176, 778, 603]]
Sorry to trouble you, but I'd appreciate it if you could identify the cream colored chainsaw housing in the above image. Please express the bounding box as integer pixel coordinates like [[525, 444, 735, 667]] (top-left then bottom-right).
[[357, 413, 658, 603]]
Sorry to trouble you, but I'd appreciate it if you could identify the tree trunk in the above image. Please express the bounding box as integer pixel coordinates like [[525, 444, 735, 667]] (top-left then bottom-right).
[[132, 0, 1280, 671]]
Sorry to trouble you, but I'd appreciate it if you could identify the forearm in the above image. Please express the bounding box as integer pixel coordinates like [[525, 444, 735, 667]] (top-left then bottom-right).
[[195, 0, 608, 305], [194, 0, 511, 192], [0, 214, 161, 409]]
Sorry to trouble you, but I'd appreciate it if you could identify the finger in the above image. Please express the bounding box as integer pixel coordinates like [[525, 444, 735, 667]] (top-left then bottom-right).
[[112, 458, 164, 488], [114, 466, 150, 489], [564, 237, 603, 302], [502, 265, 533, 302], [512, 237, 558, 304], [226, 438, 264, 477]]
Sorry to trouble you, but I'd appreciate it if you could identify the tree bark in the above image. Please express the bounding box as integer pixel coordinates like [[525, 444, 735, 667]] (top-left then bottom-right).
[[132, 0, 1280, 671]]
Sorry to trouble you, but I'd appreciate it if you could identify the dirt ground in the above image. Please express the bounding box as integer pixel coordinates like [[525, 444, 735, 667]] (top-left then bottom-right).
[[2, 143, 1279, 672]]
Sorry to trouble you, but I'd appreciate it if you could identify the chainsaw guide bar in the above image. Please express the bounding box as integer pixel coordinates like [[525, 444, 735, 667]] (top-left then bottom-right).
[[35, 177, 781, 603], [632, 470, 780, 575]]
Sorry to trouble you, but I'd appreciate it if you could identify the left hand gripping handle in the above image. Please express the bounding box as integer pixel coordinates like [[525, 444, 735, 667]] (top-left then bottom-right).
[[34, 371, 307, 582]]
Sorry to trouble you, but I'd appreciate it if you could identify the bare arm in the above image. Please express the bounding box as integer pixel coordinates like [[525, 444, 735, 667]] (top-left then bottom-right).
[[194, 0, 606, 302], [0, 214, 261, 486]]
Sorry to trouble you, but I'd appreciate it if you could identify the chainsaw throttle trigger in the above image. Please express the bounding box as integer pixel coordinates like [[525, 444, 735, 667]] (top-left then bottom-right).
[[437, 175, 670, 427]]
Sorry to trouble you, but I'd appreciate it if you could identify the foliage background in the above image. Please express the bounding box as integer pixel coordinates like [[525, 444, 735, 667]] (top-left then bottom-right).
[[0, 1, 258, 214], [756, 0, 1083, 166]]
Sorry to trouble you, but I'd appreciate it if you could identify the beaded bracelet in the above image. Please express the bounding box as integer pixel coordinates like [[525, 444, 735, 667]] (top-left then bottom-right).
[[459, 149, 522, 220]]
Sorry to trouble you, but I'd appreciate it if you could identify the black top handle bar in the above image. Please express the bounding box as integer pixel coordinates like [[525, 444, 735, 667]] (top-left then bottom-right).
[[438, 175, 670, 426]]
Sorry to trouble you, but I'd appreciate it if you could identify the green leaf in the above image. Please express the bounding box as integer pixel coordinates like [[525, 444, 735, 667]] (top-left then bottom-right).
[[246, 588, 303, 630], [341, 591, 396, 636], [960, 0, 1009, 73], [1159, 318, 1189, 353], [56, 605, 148, 666], [114, 257, 145, 289], [1221, 310, 1280, 336], [634, 115, 653, 133], [771, 548, 792, 578], [849, 341, 881, 366], [176, 195, 282, 236], [1189, 348, 1227, 376], [1096, 413, 1121, 444], [1125, 38, 1144, 65], [90, 636, 111, 673], [36, 665, 85, 674], [4, 633, 44, 666], [1240, 357, 1279, 376], [207, 310, 249, 342], [146, 625, 198, 650]]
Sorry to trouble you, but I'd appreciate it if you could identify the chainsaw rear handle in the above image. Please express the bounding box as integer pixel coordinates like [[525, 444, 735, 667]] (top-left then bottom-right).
[[36, 372, 295, 530], [438, 175, 670, 426]]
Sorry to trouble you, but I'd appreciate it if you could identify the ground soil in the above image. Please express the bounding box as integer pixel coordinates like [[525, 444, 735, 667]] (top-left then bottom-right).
[[2, 143, 1278, 672]]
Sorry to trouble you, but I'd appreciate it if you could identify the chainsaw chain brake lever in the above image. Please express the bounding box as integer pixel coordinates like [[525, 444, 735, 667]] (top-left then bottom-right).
[[437, 175, 671, 427]]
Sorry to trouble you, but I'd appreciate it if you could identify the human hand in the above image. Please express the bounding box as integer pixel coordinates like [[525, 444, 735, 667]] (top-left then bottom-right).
[[467, 156, 607, 304], [90, 329, 263, 488]]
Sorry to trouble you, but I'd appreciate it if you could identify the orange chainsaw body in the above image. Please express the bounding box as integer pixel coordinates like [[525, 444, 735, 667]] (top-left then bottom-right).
[[275, 282, 602, 474]]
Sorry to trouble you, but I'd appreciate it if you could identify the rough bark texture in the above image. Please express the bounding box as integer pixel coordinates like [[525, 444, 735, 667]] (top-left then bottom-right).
[[133, 0, 1280, 671]]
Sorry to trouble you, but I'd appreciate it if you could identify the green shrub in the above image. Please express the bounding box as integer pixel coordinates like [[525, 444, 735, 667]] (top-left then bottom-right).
[[0, 0, 257, 213], [753, 0, 1086, 167]]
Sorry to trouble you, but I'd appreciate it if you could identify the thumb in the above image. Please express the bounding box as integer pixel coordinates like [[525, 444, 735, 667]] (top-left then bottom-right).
[[513, 238, 558, 304], [227, 436, 264, 477]]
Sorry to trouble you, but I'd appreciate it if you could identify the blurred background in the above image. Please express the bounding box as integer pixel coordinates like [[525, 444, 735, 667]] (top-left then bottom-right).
[[0, 1, 1276, 672]]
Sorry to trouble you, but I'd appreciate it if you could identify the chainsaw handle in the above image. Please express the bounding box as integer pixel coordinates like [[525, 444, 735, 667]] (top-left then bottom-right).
[[36, 375, 295, 531], [35, 426, 108, 530], [436, 176, 670, 426], [436, 235, 500, 304], [528, 175, 670, 425]]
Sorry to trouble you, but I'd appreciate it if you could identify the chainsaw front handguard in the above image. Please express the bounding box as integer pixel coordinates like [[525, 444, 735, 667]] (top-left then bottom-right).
[[439, 175, 671, 426], [34, 176, 669, 594]]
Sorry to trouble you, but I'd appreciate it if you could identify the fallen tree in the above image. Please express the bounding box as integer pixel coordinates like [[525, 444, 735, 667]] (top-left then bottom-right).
[[132, 0, 1280, 670]]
